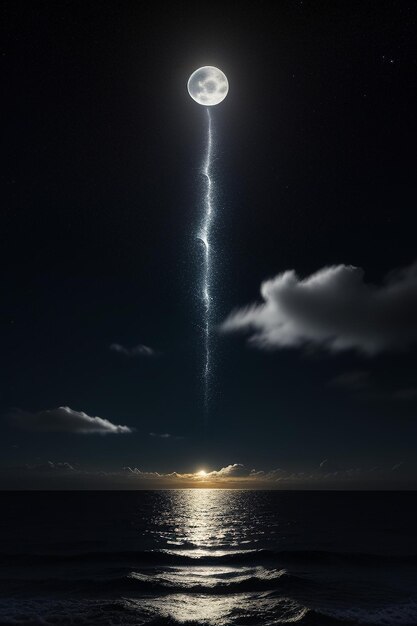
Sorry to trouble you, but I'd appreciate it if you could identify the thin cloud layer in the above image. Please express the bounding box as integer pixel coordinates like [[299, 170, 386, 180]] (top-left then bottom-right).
[[96, 462, 409, 487], [9, 406, 132, 435], [0, 461, 408, 489], [27, 461, 76, 472], [221, 262, 417, 355], [121, 463, 247, 483], [110, 343, 156, 357]]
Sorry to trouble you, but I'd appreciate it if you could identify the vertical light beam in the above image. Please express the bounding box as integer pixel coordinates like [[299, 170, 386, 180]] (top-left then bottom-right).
[[198, 108, 214, 414], [188, 66, 228, 421]]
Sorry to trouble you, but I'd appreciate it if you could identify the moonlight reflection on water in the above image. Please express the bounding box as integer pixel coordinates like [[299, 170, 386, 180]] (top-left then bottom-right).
[[1, 492, 417, 625]]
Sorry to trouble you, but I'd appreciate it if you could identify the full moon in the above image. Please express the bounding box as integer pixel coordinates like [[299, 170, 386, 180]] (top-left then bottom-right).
[[187, 66, 229, 106]]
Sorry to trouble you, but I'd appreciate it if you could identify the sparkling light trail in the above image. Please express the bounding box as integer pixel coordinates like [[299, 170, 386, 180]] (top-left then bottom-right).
[[188, 65, 228, 418], [198, 108, 214, 413]]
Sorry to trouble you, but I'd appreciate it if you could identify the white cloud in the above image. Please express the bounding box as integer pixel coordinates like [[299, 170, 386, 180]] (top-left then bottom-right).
[[110, 343, 156, 357], [208, 463, 246, 477], [221, 262, 417, 355], [9, 406, 132, 435]]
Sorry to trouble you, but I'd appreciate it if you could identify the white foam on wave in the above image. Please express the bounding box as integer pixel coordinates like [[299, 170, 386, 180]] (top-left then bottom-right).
[[128, 593, 308, 625], [127, 565, 288, 589]]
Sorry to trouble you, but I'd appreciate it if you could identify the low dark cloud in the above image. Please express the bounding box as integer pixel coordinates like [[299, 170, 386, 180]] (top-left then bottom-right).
[[149, 432, 184, 440], [222, 262, 417, 355], [110, 343, 157, 357], [330, 371, 370, 390], [392, 462, 404, 471], [27, 461, 76, 472], [8, 406, 132, 435], [393, 387, 417, 401], [318, 459, 345, 474]]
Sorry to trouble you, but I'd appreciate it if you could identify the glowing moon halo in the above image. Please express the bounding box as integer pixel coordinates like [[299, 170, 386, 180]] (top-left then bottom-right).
[[187, 66, 229, 106]]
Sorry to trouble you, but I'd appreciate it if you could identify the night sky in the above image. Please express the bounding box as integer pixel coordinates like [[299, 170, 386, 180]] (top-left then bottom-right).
[[2, 1, 417, 489]]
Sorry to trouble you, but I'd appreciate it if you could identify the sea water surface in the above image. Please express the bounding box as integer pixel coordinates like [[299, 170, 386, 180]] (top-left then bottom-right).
[[0, 490, 417, 625]]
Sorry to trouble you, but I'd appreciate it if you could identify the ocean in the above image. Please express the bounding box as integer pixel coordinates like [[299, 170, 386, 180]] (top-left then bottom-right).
[[0, 490, 417, 625]]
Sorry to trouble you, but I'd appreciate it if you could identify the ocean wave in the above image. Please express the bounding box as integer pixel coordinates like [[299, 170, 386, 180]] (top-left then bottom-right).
[[1, 548, 417, 568], [1, 596, 416, 626], [308, 600, 417, 625], [0, 596, 309, 626], [125, 567, 311, 594], [3, 567, 314, 596]]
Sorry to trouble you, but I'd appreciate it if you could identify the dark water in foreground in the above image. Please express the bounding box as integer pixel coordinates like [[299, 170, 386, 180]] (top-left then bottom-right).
[[1, 491, 417, 625]]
